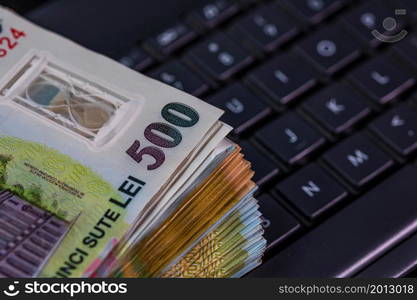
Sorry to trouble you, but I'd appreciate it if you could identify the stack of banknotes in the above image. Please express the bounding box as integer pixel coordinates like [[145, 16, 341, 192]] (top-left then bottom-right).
[[0, 7, 266, 278]]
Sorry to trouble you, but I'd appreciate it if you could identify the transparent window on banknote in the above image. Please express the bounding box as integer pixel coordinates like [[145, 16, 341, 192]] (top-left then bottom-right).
[[0, 53, 138, 147]]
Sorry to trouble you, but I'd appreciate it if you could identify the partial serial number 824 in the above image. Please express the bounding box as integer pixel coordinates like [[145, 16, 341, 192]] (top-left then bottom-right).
[[0, 27, 26, 58]]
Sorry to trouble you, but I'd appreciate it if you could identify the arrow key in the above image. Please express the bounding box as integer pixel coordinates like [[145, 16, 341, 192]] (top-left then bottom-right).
[[369, 105, 417, 157]]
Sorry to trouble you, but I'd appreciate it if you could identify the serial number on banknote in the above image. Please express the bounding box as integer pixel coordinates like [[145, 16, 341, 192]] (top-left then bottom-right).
[[0, 27, 26, 57]]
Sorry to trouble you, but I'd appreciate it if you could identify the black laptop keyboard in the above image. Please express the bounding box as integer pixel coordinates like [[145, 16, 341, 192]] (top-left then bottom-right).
[[119, 0, 417, 276]]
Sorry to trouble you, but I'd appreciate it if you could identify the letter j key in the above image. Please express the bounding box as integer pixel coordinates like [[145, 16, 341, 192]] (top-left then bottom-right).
[[256, 113, 326, 165]]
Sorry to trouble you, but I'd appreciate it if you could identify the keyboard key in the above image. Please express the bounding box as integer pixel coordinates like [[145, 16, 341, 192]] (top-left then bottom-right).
[[256, 113, 326, 165], [246, 54, 318, 105], [185, 32, 253, 81], [296, 25, 362, 75], [323, 134, 394, 188], [302, 83, 371, 134], [369, 105, 417, 157], [249, 166, 417, 277], [349, 55, 416, 104], [342, 1, 407, 48], [277, 163, 348, 221], [119, 46, 154, 71], [394, 34, 417, 69], [149, 61, 209, 96], [143, 23, 197, 60], [187, 0, 240, 30], [240, 141, 280, 185], [228, 3, 300, 53], [283, 0, 346, 24], [257, 194, 301, 249], [207, 83, 271, 135]]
